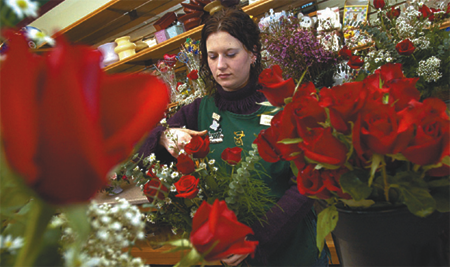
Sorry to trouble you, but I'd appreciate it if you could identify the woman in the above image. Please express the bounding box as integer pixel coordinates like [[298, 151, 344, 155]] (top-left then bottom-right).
[[138, 7, 329, 266]]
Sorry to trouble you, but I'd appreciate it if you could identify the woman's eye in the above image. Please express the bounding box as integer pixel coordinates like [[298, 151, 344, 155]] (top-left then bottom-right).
[[227, 53, 236, 58], [208, 55, 217, 60]]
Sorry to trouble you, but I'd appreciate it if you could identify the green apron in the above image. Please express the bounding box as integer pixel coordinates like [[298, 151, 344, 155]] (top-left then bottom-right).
[[198, 96, 320, 266]]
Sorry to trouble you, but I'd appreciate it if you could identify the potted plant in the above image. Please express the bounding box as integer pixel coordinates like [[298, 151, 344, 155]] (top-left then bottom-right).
[[254, 62, 449, 266]]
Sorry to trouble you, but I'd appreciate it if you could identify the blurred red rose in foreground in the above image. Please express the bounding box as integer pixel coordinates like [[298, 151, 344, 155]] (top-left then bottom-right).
[[0, 31, 170, 205], [190, 199, 258, 262]]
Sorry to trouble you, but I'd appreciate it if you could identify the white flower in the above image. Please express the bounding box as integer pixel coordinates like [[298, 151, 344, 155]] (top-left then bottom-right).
[[171, 171, 179, 178], [110, 221, 122, 231], [25, 27, 56, 46], [170, 185, 177, 192], [96, 230, 109, 241], [5, 0, 38, 19], [0, 235, 24, 253], [199, 162, 207, 169], [190, 208, 197, 218], [160, 118, 167, 124], [208, 159, 215, 165]]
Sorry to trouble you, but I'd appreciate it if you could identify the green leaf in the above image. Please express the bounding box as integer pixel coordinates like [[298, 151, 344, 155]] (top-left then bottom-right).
[[341, 199, 375, 208], [396, 184, 436, 217], [165, 238, 192, 249], [256, 101, 274, 107], [277, 138, 303, 144], [432, 188, 450, 213], [174, 247, 202, 267], [340, 171, 373, 201], [316, 205, 339, 254], [62, 204, 91, 261], [442, 156, 450, 166], [290, 161, 299, 177], [368, 153, 383, 186]]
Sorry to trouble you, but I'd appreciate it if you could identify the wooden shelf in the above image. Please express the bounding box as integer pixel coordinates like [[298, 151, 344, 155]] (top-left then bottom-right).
[[52, 0, 185, 46], [102, 0, 309, 74]]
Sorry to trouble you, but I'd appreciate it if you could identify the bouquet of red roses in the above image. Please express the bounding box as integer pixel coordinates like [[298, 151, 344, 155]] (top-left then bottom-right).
[[122, 128, 275, 265], [254, 63, 449, 252]]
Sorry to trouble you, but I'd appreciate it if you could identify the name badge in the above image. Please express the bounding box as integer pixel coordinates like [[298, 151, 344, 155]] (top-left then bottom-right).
[[260, 114, 273, 126]]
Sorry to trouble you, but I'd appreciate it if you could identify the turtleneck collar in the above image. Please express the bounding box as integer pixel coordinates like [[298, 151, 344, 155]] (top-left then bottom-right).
[[213, 77, 266, 114]]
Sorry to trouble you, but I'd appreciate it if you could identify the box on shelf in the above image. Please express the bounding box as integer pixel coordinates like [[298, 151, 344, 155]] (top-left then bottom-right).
[[153, 12, 177, 31], [155, 29, 170, 44], [144, 37, 157, 48], [166, 24, 184, 38]]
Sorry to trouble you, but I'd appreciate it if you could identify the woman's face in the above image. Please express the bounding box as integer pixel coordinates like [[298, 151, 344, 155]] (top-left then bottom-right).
[[206, 31, 254, 92]]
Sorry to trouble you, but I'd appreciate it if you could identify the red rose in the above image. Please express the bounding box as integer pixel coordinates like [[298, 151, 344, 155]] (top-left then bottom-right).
[[383, 77, 420, 111], [395, 39, 415, 56], [399, 98, 450, 166], [419, 4, 432, 19], [258, 65, 296, 107], [190, 200, 258, 262], [284, 93, 326, 137], [144, 179, 168, 202], [319, 81, 368, 134], [254, 127, 283, 163], [187, 69, 199, 80], [297, 164, 332, 199], [174, 175, 199, 199], [353, 101, 412, 158], [185, 135, 210, 158], [0, 32, 169, 205], [387, 7, 400, 19], [338, 45, 353, 60], [299, 127, 348, 166], [373, 0, 385, 9], [221, 147, 243, 165], [297, 164, 351, 199], [347, 55, 364, 69], [176, 153, 196, 174]]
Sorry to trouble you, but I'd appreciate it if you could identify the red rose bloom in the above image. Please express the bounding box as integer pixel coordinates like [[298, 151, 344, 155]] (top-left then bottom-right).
[[373, 0, 385, 9], [338, 45, 353, 60], [258, 65, 296, 107], [221, 147, 243, 165], [190, 200, 258, 262], [395, 39, 415, 56], [399, 98, 450, 166], [299, 127, 348, 166], [387, 7, 400, 19], [174, 175, 199, 199], [144, 179, 168, 202], [176, 153, 196, 174], [419, 4, 432, 19], [347, 55, 364, 69], [187, 69, 199, 80], [0, 31, 169, 205], [297, 164, 351, 199], [284, 94, 326, 137], [353, 101, 412, 158], [254, 127, 283, 163], [319, 81, 368, 134], [185, 135, 210, 158]]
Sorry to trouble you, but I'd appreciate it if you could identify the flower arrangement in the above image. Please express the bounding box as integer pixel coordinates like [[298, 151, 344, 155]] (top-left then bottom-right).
[[260, 14, 338, 88], [117, 120, 276, 265], [357, 0, 450, 98], [255, 63, 449, 252]]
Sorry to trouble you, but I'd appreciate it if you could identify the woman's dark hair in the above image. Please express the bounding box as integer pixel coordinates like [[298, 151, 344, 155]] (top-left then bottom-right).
[[199, 8, 262, 95]]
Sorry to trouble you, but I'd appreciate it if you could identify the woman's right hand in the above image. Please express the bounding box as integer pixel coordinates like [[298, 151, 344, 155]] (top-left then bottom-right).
[[159, 128, 208, 157]]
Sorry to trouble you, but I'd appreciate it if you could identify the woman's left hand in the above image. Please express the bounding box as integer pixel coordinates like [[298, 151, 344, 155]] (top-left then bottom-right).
[[221, 254, 249, 266]]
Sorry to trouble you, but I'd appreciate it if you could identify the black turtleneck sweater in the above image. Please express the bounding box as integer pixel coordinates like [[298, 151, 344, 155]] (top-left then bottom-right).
[[137, 81, 315, 265]]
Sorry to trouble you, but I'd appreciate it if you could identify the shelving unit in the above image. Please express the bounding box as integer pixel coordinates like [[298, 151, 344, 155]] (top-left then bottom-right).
[[96, 0, 310, 74]]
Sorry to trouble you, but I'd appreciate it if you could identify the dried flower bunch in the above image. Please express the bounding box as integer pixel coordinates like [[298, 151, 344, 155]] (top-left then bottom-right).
[[261, 15, 338, 88], [359, 0, 450, 98]]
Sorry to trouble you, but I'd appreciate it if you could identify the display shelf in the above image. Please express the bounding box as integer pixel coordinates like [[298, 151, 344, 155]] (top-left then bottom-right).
[[103, 0, 309, 74], [50, 0, 185, 46]]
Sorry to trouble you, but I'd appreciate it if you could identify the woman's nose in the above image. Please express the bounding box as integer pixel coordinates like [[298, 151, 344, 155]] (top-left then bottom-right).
[[217, 55, 227, 70]]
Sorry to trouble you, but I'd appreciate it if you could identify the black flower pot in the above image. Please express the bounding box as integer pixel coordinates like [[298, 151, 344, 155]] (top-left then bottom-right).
[[332, 206, 449, 266]]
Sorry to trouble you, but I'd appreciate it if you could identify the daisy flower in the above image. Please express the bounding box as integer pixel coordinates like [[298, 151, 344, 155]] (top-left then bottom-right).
[[5, 0, 39, 19]]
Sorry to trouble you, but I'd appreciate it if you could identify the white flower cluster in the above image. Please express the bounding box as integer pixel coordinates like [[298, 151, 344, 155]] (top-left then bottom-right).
[[412, 36, 431, 50], [417, 56, 442, 82], [364, 49, 393, 69], [55, 198, 147, 267]]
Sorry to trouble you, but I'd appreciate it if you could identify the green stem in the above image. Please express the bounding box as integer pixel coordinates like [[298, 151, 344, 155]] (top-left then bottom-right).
[[14, 199, 55, 267], [381, 159, 389, 202]]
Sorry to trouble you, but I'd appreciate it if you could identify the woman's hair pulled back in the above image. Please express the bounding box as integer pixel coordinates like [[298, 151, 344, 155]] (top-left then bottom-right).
[[199, 8, 262, 94]]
